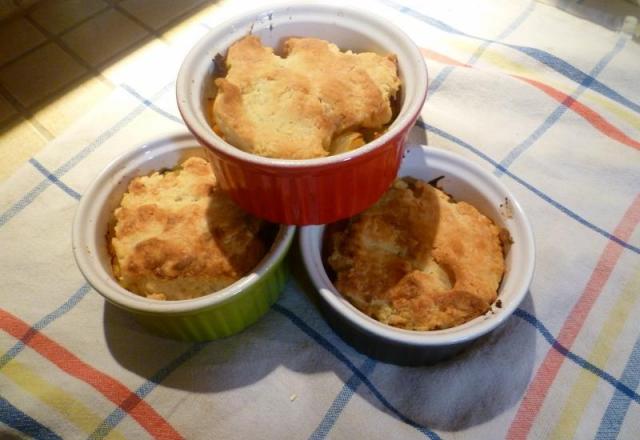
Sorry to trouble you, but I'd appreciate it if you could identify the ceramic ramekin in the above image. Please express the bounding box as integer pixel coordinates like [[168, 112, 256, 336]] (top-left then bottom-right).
[[176, 2, 428, 225], [300, 146, 535, 365], [72, 132, 295, 341]]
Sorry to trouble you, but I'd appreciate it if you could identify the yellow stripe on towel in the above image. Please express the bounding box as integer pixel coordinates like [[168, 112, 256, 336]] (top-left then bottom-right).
[[1, 359, 126, 440], [551, 268, 640, 439], [446, 39, 640, 132]]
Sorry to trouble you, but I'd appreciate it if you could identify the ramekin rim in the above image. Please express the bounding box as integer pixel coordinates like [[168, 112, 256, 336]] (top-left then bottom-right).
[[176, 1, 428, 169], [299, 145, 536, 346], [71, 130, 296, 315]]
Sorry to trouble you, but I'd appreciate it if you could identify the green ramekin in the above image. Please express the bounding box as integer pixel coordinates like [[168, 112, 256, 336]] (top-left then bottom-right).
[[72, 131, 296, 341], [131, 251, 290, 341]]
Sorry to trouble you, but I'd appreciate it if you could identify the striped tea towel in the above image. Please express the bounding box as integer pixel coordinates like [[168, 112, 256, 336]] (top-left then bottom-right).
[[1, 0, 639, 438]]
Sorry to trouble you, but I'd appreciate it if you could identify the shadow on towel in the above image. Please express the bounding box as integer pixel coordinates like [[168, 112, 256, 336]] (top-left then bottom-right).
[[101, 243, 359, 393], [358, 292, 537, 431], [102, 185, 535, 432]]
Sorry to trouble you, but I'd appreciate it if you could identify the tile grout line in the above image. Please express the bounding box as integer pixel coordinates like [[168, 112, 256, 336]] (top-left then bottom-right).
[[10, 0, 41, 18], [0, 9, 163, 136], [106, 0, 215, 44], [24, 1, 211, 82], [0, 71, 102, 133], [103, 0, 172, 45], [0, 71, 111, 140], [0, 4, 111, 71], [24, 14, 116, 89], [0, 82, 54, 140], [0, 113, 24, 130], [0, 10, 125, 142], [0, 81, 175, 228], [137, 0, 216, 37], [0, 0, 214, 135]]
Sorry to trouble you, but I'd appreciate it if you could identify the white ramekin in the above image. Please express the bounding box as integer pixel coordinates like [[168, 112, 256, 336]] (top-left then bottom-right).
[[72, 131, 296, 341], [299, 145, 535, 365]]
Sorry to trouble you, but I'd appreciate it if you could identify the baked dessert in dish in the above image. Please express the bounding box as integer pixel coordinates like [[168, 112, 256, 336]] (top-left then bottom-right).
[[325, 177, 507, 331], [210, 35, 401, 159], [109, 156, 271, 301]]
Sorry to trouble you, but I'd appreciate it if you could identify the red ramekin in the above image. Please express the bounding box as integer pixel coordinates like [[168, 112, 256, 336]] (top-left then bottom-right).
[[176, 2, 428, 225]]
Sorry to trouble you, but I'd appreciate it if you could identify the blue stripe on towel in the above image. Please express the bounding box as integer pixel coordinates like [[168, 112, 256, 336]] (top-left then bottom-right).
[[0, 82, 175, 229], [381, 0, 640, 114], [0, 396, 62, 440], [28, 158, 81, 200], [310, 358, 378, 440], [428, 1, 535, 94], [272, 303, 442, 440], [596, 333, 640, 439], [0, 284, 92, 369], [120, 84, 184, 125], [515, 308, 640, 405], [89, 342, 208, 439], [496, 35, 627, 174], [416, 121, 640, 255]]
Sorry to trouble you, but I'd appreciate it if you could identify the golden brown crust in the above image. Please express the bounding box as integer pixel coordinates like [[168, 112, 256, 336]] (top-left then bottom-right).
[[327, 178, 505, 331], [111, 157, 267, 300], [212, 36, 401, 159]]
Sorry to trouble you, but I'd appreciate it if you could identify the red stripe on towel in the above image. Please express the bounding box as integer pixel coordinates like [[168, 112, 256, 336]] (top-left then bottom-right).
[[420, 48, 640, 150], [507, 194, 640, 439], [0, 309, 183, 440]]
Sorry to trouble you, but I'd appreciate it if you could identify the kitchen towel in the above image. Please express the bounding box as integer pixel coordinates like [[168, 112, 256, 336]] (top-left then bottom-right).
[[1, 0, 639, 438]]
